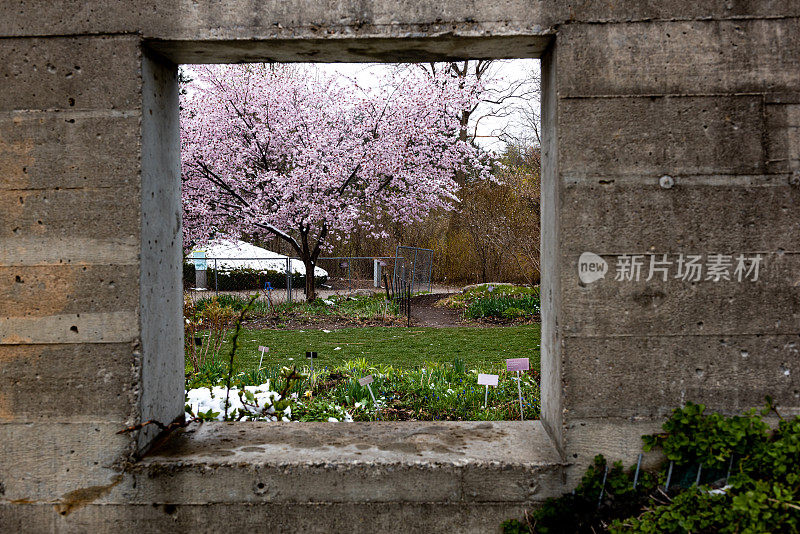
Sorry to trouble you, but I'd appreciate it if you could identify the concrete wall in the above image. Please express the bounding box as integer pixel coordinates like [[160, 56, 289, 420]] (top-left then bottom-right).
[[0, 0, 798, 531], [0, 35, 144, 506], [549, 13, 800, 475]]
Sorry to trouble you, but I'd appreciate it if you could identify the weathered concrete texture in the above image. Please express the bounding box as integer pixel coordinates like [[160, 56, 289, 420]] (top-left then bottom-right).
[[546, 14, 800, 482], [0, 34, 143, 510], [562, 335, 800, 419], [549, 1, 800, 22], [560, 96, 769, 177], [559, 184, 800, 252], [766, 96, 800, 173], [1, 502, 530, 534], [0, 422, 562, 531], [559, 19, 800, 96], [0, 111, 140, 190], [0, 0, 553, 42], [142, 421, 562, 466], [0, 187, 140, 239], [0, 344, 136, 421], [150, 35, 549, 64], [0, 422, 132, 501], [3, 0, 800, 42], [560, 253, 800, 337], [2, 1, 800, 531], [138, 52, 183, 451], [0, 310, 138, 345], [0, 236, 140, 267], [539, 43, 563, 455], [0, 265, 139, 317], [121, 423, 559, 517], [0, 37, 142, 112]]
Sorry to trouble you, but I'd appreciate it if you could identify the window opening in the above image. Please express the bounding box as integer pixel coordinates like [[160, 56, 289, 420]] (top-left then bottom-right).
[[178, 59, 543, 424]]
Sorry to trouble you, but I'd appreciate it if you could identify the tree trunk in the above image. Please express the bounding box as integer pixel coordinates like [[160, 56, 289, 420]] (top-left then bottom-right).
[[303, 257, 317, 302]]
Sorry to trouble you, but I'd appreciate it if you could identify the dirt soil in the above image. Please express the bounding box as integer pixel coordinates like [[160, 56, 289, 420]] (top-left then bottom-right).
[[409, 293, 464, 327], [244, 314, 406, 331]]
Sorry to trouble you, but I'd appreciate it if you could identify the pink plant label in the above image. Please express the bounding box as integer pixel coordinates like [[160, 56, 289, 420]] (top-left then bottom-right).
[[477, 374, 499, 386], [259, 346, 269, 352], [358, 375, 374, 386], [506, 358, 529, 372]]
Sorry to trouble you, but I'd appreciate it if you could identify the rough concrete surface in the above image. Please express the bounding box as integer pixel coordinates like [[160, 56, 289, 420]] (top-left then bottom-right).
[[0, 0, 799, 531]]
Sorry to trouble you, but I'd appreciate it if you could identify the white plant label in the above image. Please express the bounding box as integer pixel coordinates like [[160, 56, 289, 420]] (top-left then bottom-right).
[[478, 373, 499, 408], [258, 346, 269, 369], [358, 375, 374, 386], [477, 374, 499, 386]]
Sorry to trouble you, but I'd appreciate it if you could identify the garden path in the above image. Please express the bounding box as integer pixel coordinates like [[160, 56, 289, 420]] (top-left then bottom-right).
[[410, 293, 463, 327]]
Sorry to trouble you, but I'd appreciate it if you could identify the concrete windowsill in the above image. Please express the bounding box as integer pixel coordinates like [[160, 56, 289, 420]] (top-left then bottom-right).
[[129, 420, 566, 505]]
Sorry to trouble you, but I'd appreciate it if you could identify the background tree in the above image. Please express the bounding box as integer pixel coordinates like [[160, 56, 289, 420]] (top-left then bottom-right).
[[181, 64, 489, 300], [405, 61, 542, 285]]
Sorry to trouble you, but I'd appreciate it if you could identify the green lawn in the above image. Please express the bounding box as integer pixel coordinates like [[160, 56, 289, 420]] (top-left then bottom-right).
[[196, 325, 541, 375]]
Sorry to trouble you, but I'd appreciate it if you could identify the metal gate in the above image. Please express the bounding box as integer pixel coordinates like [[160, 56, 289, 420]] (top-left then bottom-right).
[[393, 246, 434, 294]]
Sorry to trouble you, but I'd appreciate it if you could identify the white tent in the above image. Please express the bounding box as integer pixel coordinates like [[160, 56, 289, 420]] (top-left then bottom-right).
[[192, 239, 328, 277]]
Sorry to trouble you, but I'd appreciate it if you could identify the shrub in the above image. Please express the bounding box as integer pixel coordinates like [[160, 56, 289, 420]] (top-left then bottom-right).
[[183, 262, 196, 289], [184, 296, 237, 373], [441, 284, 541, 321], [502, 399, 800, 533], [465, 292, 540, 319], [502, 306, 527, 319], [192, 265, 327, 291]]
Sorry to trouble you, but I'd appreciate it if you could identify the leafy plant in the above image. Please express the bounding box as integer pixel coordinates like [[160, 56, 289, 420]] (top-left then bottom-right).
[[642, 401, 769, 470], [191, 293, 401, 323], [185, 295, 237, 373], [501, 455, 657, 534], [440, 284, 540, 321], [502, 399, 800, 533]]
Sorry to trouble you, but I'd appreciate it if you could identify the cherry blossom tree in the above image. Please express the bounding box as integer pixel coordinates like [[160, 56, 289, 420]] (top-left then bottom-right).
[[181, 64, 489, 301]]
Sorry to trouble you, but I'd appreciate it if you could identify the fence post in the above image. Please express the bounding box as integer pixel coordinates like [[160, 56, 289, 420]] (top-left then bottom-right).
[[410, 248, 418, 294], [407, 282, 411, 327], [214, 258, 218, 298], [373, 259, 380, 288], [394, 246, 400, 293], [428, 249, 433, 293], [286, 258, 291, 303]]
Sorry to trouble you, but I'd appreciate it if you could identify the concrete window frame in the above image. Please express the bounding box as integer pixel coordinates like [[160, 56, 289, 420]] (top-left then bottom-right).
[[136, 34, 565, 514]]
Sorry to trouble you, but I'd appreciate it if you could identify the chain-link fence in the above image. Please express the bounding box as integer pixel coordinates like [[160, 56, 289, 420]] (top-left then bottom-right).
[[393, 246, 434, 295], [184, 255, 403, 302], [313, 257, 398, 296]]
